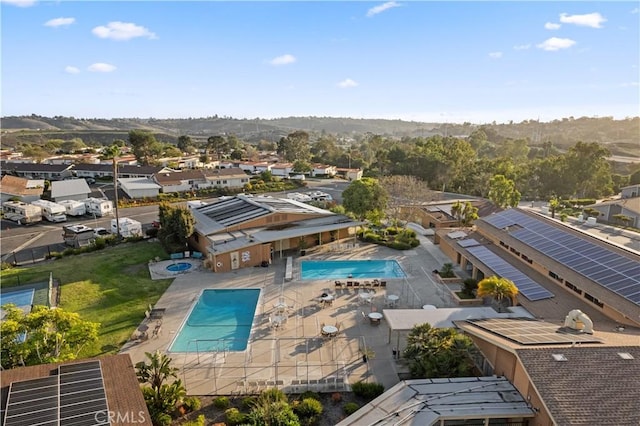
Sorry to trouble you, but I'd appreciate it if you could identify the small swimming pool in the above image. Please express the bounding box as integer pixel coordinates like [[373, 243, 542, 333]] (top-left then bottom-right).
[[170, 289, 260, 352], [166, 262, 192, 272], [301, 260, 406, 280], [0, 288, 35, 309]]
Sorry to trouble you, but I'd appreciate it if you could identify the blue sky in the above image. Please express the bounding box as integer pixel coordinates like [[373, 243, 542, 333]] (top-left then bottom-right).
[[1, 1, 638, 123]]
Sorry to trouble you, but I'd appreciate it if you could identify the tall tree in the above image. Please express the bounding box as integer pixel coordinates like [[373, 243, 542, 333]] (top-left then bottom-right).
[[128, 130, 160, 165], [207, 135, 228, 160], [136, 351, 186, 425], [342, 177, 388, 221], [488, 174, 521, 208], [564, 141, 613, 198], [158, 202, 195, 253], [176, 135, 194, 153], [277, 130, 311, 162], [1, 305, 100, 369], [103, 143, 122, 239], [379, 175, 434, 227], [477, 276, 519, 312], [403, 323, 477, 378]]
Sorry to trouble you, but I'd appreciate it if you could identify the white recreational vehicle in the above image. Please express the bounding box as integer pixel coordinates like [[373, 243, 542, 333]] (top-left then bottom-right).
[[110, 217, 142, 238], [31, 199, 67, 223], [286, 192, 313, 202], [187, 200, 208, 209], [2, 201, 43, 225], [62, 224, 95, 248], [84, 198, 114, 217], [58, 200, 87, 216]]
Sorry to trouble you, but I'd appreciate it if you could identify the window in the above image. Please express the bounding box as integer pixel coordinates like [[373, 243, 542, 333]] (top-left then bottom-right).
[[565, 281, 582, 295], [584, 292, 604, 308]]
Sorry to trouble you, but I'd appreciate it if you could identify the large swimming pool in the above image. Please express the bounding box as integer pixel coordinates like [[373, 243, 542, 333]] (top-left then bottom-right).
[[301, 260, 406, 280], [0, 288, 35, 309], [169, 289, 260, 352]]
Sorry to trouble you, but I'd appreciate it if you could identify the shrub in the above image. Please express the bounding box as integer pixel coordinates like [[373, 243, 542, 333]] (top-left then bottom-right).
[[258, 387, 288, 403], [439, 263, 455, 278], [292, 398, 323, 423], [298, 390, 320, 401], [387, 240, 411, 250], [461, 278, 478, 297], [350, 381, 385, 399], [153, 413, 172, 426], [331, 392, 342, 404], [183, 396, 202, 412], [212, 396, 230, 409], [181, 414, 205, 426], [225, 408, 247, 426], [241, 396, 257, 410], [343, 402, 360, 415], [146, 227, 159, 238]]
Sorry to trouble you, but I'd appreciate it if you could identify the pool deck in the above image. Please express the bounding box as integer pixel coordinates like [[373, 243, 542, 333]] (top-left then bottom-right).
[[121, 234, 460, 396]]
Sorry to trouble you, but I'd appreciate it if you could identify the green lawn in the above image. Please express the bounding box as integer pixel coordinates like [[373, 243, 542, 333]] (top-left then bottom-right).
[[1, 242, 173, 357]]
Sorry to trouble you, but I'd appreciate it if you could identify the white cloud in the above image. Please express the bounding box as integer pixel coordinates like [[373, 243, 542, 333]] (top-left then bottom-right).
[[489, 51, 503, 59], [45, 17, 75, 28], [366, 1, 401, 17], [620, 82, 639, 87], [544, 22, 561, 30], [513, 44, 531, 50], [1, 0, 36, 7], [269, 54, 296, 66], [87, 63, 116, 72], [631, 8, 639, 14], [92, 21, 156, 41], [337, 78, 358, 88], [559, 12, 606, 28], [536, 37, 576, 51], [65, 66, 80, 74]]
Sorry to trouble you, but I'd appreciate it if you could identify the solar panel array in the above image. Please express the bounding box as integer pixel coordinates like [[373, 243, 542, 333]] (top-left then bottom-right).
[[457, 238, 481, 248], [466, 245, 555, 301], [467, 318, 602, 345], [484, 209, 640, 306], [199, 198, 270, 227], [4, 360, 109, 426]]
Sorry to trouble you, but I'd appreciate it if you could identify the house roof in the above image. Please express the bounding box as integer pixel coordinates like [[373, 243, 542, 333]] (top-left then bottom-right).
[[516, 346, 640, 425], [118, 177, 161, 190], [0, 354, 151, 426], [384, 307, 534, 332], [72, 163, 163, 175], [0, 175, 44, 197], [0, 161, 72, 173], [588, 197, 640, 215], [50, 179, 91, 198], [154, 169, 206, 184], [203, 168, 249, 179], [337, 377, 535, 426], [192, 195, 332, 235]]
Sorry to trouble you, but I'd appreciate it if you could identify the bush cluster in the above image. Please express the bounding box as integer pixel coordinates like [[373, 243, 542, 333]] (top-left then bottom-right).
[[343, 402, 360, 415], [350, 381, 385, 399]]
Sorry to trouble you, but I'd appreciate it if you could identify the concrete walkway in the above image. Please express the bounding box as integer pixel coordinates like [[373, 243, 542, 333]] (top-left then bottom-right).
[[121, 237, 462, 395]]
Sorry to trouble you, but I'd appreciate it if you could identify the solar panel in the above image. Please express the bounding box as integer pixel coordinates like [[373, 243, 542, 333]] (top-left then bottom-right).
[[483, 209, 640, 306], [457, 239, 481, 248], [4, 361, 109, 426], [467, 317, 602, 345], [466, 245, 555, 301]]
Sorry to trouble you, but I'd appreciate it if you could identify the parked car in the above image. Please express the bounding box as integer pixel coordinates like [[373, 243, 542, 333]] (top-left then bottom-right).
[[93, 227, 109, 237], [84, 177, 96, 184]]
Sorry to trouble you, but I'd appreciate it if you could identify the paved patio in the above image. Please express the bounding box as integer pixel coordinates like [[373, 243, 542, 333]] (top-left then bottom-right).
[[120, 234, 460, 396]]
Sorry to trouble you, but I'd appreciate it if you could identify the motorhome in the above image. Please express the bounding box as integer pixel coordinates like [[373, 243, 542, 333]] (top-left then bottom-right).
[[31, 199, 67, 223], [58, 200, 87, 216], [2, 201, 43, 225], [307, 191, 333, 202], [187, 200, 208, 209], [62, 224, 95, 248], [110, 217, 142, 238], [286, 192, 313, 202], [84, 198, 114, 217]]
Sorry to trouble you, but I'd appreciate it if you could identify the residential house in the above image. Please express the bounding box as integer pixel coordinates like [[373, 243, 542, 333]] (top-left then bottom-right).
[[0, 161, 73, 181], [200, 168, 249, 189], [310, 163, 337, 178], [153, 168, 248, 193], [189, 195, 363, 272], [585, 197, 640, 227], [406, 198, 497, 231], [0, 354, 152, 426], [270, 162, 294, 178], [336, 167, 363, 181], [50, 179, 91, 202], [118, 178, 162, 199], [0, 175, 44, 203], [156, 155, 201, 169], [621, 183, 640, 199], [72, 163, 165, 180]]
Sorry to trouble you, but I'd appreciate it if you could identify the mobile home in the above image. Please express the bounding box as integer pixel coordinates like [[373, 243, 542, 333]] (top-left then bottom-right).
[[31, 199, 67, 222], [84, 198, 114, 217], [58, 199, 87, 216], [2, 201, 43, 225], [110, 217, 142, 238]]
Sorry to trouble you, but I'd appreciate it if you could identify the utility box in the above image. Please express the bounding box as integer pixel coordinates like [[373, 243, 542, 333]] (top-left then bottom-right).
[[110, 217, 142, 238]]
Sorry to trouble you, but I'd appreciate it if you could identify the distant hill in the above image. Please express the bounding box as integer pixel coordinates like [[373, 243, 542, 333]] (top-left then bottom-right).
[[1, 114, 638, 157]]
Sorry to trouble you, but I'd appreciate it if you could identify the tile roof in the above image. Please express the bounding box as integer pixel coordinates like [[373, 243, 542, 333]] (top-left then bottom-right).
[[517, 346, 640, 425]]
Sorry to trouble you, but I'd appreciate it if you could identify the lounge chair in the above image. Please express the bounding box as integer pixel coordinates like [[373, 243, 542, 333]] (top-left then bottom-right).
[[150, 308, 165, 320]]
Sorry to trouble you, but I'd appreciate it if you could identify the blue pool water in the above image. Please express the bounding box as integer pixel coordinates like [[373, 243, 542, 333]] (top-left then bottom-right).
[[301, 260, 406, 280], [166, 262, 192, 272], [170, 289, 260, 352], [0, 288, 35, 309]]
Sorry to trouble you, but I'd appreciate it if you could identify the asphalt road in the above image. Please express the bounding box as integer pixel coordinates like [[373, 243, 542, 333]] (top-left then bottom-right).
[[0, 179, 351, 263]]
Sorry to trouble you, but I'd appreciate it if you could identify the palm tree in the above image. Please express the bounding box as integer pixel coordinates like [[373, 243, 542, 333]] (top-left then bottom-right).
[[102, 144, 122, 240], [477, 276, 519, 312]]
